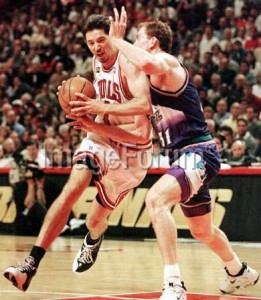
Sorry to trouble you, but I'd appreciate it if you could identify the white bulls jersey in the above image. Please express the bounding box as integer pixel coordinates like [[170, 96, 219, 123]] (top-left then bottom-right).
[[73, 52, 152, 210], [92, 52, 151, 150]]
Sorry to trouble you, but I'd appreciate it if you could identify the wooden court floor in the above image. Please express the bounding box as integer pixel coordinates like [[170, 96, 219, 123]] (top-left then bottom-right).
[[0, 235, 260, 300]]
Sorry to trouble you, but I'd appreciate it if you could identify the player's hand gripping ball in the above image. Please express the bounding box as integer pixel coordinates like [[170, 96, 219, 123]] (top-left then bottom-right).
[[58, 76, 96, 113]]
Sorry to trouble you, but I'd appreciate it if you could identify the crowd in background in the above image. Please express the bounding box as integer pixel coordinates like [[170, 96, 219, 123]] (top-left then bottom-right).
[[0, 0, 260, 169]]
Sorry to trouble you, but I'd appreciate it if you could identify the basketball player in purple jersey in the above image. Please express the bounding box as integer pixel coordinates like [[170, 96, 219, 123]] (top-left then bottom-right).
[[71, 7, 259, 300]]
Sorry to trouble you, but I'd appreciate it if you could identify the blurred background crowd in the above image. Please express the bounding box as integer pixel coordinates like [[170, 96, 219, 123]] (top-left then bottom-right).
[[0, 0, 260, 169]]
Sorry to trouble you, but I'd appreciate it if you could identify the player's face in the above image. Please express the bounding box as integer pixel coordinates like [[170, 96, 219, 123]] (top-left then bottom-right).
[[86, 29, 113, 64], [134, 27, 151, 51]]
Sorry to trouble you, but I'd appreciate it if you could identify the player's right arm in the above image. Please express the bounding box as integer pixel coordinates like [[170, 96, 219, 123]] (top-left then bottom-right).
[[69, 67, 152, 117]]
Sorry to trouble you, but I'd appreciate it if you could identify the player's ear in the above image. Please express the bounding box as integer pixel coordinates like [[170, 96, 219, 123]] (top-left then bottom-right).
[[150, 37, 158, 50]]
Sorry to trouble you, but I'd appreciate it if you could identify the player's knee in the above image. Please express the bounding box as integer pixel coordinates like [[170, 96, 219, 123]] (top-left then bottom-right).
[[145, 189, 158, 210], [145, 190, 169, 220], [190, 226, 213, 243]]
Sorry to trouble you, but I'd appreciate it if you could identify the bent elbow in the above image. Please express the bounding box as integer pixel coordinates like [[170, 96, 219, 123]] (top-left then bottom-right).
[[141, 98, 153, 115]]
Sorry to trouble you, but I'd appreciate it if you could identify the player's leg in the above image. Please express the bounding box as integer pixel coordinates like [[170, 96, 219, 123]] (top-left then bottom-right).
[[186, 212, 259, 294], [3, 164, 92, 291], [146, 174, 181, 264], [73, 200, 112, 273], [36, 164, 92, 249], [145, 173, 187, 300]]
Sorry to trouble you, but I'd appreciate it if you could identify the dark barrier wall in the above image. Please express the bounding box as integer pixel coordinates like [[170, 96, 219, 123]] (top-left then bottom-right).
[[0, 168, 260, 241]]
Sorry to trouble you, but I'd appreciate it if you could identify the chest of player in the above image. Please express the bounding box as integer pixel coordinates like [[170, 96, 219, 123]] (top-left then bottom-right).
[[95, 78, 122, 103]]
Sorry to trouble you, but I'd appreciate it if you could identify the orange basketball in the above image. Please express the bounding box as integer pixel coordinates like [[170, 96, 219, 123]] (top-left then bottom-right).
[[58, 76, 96, 113]]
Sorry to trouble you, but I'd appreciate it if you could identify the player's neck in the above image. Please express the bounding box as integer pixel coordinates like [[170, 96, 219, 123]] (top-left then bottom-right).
[[103, 50, 119, 70], [151, 48, 165, 55]]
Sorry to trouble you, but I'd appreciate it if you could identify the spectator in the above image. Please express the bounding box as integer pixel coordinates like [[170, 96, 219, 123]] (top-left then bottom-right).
[[201, 52, 218, 87], [205, 118, 217, 136], [22, 140, 50, 168], [9, 130, 22, 152], [2, 137, 17, 158], [11, 161, 63, 235], [0, 143, 14, 167], [5, 109, 25, 138], [48, 61, 69, 92], [227, 73, 246, 107], [51, 146, 71, 167], [213, 133, 231, 165], [58, 123, 71, 149], [192, 74, 206, 96], [252, 71, 261, 98], [211, 43, 222, 65], [199, 24, 219, 63], [207, 73, 222, 104], [33, 125, 46, 149], [12, 99, 24, 118], [246, 105, 261, 139], [245, 51, 261, 76], [213, 98, 231, 127], [203, 106, 214, 120], [1, 103, 13, 126], [13, 162, 47, 236], [245, 26, 259, 50], [217, 56, 237, 87], [221, 102, 241, 133], [230, 40, 246, 64], [20, 113, 35, 133], [214, 16, 228, 41], [34, 83, 58, 109], [10, 75, 33, 101], [235, 118, 258, 156], [232, 25, 247, 46], [219, 27, 233, 51], [21, 92, 33, 107], [43, 137, 57, 164], [242, 82, 261, 113], [226, 139, 257, 167], [219, 125, 234, 150], [239, 61, 257, 85]]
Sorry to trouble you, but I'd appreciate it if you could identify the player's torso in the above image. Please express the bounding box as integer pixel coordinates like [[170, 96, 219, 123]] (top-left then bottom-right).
[[150, 74, 210, 149], [93, 53, 134, 126]]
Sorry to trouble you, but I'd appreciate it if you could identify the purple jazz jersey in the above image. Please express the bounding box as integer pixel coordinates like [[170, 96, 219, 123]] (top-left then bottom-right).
[[150, 72, 210, 149]]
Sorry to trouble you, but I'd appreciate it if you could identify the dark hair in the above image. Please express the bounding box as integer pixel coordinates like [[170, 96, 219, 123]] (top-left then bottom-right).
[[219, 125, 233, 136], [138, 20, 173, 53], [26, 140, 39, 148], [213, 133, 225, 146], [82, 14, 110, 37]]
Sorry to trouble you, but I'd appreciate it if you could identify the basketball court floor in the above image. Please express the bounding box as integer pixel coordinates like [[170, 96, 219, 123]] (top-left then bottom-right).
[[0, 235, 260, 300]]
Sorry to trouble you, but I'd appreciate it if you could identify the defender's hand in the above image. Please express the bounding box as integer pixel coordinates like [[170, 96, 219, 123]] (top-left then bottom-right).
[[109, 6, 127, 39]]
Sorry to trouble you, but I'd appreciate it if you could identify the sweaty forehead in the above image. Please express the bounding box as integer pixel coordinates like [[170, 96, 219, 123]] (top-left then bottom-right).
[[86, 29, 108, 42]]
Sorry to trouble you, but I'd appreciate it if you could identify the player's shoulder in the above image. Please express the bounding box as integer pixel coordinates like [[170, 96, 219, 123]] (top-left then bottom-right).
[[155, 51, 180, 67], [118, 52, 142, 75]]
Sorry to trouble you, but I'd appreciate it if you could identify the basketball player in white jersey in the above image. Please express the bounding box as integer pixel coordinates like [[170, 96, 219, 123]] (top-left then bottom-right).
[[3, 14, 153, 292]]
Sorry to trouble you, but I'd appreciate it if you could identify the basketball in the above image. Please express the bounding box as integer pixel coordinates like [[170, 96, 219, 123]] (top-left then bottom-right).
[[58, 76, 96, 113]]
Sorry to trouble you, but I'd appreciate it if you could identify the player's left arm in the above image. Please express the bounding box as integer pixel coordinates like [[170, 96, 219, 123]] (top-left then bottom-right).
[[67, 115, 150, 144]]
